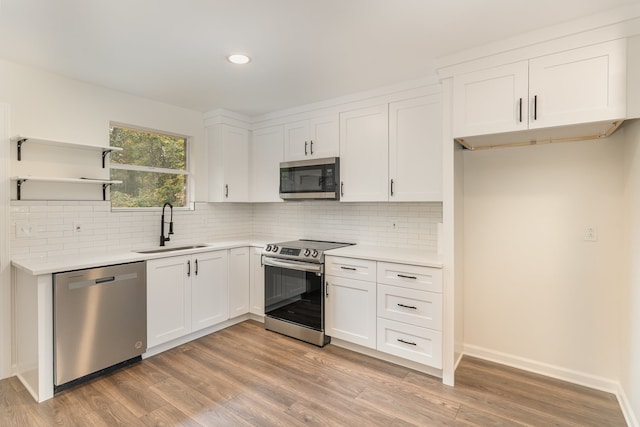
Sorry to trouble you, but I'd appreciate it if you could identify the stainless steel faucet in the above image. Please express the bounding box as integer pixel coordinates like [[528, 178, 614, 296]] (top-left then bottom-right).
[[160, 202, 174, 246]]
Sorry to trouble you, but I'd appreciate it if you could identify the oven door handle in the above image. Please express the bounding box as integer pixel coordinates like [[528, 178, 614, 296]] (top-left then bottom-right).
[[262, 257, 323, 273]]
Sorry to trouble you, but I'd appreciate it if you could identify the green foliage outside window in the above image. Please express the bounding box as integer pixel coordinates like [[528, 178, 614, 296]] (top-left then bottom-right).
[[109, 126, 188, 208]]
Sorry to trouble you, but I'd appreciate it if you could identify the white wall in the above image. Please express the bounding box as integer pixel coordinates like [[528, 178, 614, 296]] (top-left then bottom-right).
[[623, 119, 640, 426], [463, 135, 625, 388], [0, 59, 208, 201]]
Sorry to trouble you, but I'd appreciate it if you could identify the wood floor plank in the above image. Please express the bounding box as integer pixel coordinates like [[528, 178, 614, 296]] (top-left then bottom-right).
[[0, 320, 627, 427]]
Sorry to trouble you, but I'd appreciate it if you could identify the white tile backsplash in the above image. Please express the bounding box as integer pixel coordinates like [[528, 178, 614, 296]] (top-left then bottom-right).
[[10, 200, 442, 258]]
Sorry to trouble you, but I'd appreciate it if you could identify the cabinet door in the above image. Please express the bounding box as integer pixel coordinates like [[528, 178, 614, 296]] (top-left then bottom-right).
[[528, 39, 626, 129], [251, 125, 284, 202], [452, 61, 529, 137], [223, 125, 250, 202], [283, 120, 309, 161], [249, 247, 265, 316], [228, 247, 250, 319], [147, 255, 191, 347], [208, 124, 249, 202], [325, 275, 377, 349], [192, 250, 228, 330], [389, 95, 442, 202], [308, 115, 339, 158], [339, 104, 389, 202]]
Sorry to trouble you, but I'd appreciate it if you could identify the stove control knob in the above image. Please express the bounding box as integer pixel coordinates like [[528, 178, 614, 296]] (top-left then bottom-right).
[[272, 245, 279, 252], [303, 248, 311, 257], [311, 249, 319, 258], [266, 244, 273, 252]]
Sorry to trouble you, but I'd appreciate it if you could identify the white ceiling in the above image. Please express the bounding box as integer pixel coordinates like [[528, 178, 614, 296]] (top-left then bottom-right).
[[0, 0, 638, 116]]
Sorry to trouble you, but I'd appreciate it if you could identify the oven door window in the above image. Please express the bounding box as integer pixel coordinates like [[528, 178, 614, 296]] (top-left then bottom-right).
[[264, 265, 323, 331]]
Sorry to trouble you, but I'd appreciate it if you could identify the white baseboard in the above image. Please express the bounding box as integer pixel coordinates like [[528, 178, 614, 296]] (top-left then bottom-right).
[[463, 344, 638, 427]]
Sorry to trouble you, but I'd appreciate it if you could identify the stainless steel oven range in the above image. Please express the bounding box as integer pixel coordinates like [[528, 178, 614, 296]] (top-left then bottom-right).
[[262, 239, 352, 346]]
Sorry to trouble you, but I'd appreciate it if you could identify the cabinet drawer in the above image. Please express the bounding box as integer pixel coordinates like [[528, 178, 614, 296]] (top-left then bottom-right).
[[377, 284, 442, 330], [377, 262, 442, 292], [376, 318, 442, 368], [326, 256, 376, 281]]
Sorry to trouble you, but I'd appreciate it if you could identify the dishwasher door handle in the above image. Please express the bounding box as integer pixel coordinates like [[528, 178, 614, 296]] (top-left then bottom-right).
[[67, 272, 139, 290]]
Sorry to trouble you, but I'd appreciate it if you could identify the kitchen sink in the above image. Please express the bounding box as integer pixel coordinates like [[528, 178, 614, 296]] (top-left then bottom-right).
[[135, 244, 210, 254]]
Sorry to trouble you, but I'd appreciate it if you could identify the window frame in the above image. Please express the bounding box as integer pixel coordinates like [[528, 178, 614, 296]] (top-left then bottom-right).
[[108, 123, 193, 211]]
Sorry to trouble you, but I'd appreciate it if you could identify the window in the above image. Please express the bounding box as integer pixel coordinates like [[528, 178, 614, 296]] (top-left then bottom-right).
[[109, 125, 189, 208]]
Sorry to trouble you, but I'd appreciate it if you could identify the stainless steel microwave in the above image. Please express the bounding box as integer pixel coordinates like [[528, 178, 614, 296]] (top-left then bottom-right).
[[279, 157, 340, 200]]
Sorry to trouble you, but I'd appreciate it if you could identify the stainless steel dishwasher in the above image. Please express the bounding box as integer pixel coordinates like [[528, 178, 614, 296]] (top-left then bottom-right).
[[53, 261, 146, 391]]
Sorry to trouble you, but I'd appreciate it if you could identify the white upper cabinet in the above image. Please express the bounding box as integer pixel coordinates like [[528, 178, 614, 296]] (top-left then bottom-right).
[[528, 41, 626, 129], [339, 104, 390, 202], [250, 125, 283, 202], [284, 115, 339, 161], [389, 95, 442, 202], [453, 39, 626, 138], [207, 124, 250, 202], [340, 96, 443, 202], [453, 61, 529, 137]]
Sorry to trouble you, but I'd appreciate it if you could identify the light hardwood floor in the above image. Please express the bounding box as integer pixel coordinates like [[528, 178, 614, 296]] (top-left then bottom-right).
[[0, 320, 627, 426]]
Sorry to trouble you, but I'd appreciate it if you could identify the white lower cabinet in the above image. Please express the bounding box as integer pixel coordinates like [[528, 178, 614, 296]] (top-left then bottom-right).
[[376, 262, 443, 369], [191, 250, 229, 330], [147, 250, 228, 348], [249, 246, 265, 316], [325, 255, 444, 369], [325, 256, 377, 348], [147, 254, 192, 347], [147, 247, 255, 349], [228, 247, 250, 319], [325, 275, 377, 349]]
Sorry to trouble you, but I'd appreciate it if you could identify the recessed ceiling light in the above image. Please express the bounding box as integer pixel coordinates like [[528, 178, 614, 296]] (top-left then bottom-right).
[[227, 53, 251, 65]]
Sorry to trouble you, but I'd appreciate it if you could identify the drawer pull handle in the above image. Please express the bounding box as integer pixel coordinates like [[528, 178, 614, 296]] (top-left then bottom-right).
[[397, 303, 417, 310], [340, 266, 357, 271], [397, 338, 417, 346], [397, 274, 417, 280]]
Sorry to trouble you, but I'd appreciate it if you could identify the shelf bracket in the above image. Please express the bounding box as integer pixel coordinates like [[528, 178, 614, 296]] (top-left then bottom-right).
[[101, 150, 110, 168], [102, 183, 112, 201], [16, 179, 27, 200], [17, 138, 28, 161]]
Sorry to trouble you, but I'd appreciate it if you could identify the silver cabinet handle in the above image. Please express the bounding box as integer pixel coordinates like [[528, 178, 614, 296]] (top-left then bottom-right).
[[304, 141, 308, 155], [397, 274, 417, 280], [187, 260, 191, 277], [397, 338, 417, 346], [390, 179, 395, 196], [225, 184, 229, 198], [195, 259, 198, 276], [325, 281, 329, 297], [340, 266, 357, 271], [310, 140, 314, 155], [340, 181, 344, 197], [533, 95, 538, 121]]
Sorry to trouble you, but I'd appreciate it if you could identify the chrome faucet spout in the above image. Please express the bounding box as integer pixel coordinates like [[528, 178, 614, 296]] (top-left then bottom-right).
[[160, 202, 174, 246]]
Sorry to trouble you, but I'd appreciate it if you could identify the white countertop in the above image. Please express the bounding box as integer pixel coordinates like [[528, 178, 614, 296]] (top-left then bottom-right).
[[11, 239, 268, 276], [12, 239, 443, 275], [325, 245, 443, 268]]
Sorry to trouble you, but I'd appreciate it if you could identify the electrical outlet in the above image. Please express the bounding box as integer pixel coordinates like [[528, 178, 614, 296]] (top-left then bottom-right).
[[584, 226, 597, 242], [73, 221, 82, 235], [16, 221, 37, 238]]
